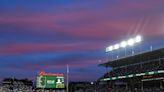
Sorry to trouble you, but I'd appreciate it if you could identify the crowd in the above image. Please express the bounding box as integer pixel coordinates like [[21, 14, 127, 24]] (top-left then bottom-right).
[[95, 60, 164, 92], [108, 87, 163, 92], [36, 89, 65, 92], [104, 60, 164, 78], [0, 78, 34, 92], [0, 84, 33, 92], [0, 78, 66, 92]]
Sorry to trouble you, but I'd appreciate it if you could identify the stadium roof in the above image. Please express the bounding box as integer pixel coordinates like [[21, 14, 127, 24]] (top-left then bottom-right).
[[99, 48, 164, 68]]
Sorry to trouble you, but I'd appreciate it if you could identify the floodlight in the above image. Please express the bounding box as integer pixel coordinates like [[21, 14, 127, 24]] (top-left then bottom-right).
[[106, 47, 109, 52], [106, 46, 113, 52], [127, 38, 135, 46], [109, 46, 113, 51], [114, 44, 119, 49], [106, 35, 142, 53], [135, 35, 142, 43], [120, 41, 127, 48]]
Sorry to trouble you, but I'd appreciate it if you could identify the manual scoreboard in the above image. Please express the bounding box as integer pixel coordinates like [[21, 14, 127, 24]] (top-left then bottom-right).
[[36, 72, 64, 89]]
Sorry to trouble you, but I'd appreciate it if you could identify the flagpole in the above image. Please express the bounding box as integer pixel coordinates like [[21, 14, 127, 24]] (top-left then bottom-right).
[[66, 64, 69, 92]]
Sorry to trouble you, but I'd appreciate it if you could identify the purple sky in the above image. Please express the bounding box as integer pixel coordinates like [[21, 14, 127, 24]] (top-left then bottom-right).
[[0, 0, 164, 82]]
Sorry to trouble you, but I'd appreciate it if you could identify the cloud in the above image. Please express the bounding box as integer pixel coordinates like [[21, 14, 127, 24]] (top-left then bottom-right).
[[0, 0, 164, 42], [0, 0, 164, 81], [0, 42, 105, 55]]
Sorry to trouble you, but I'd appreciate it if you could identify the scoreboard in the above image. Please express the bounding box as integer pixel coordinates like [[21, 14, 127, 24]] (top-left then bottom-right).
[[36, 72, 64, 89]]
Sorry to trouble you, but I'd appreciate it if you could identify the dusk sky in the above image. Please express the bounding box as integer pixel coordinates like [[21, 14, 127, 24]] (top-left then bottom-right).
[[0, 0, 164, 82]]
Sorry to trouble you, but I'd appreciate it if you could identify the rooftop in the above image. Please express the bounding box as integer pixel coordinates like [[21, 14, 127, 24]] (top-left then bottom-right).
[[99, 48, 164, 68]]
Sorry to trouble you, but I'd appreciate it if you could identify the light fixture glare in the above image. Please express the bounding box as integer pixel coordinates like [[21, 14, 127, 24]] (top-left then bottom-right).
[[127, 38, 134, 46], [114, 44, 119, 49], [120, 41, 127, 48], [135, 35, 142, 43], [106, 46, 113, 52]]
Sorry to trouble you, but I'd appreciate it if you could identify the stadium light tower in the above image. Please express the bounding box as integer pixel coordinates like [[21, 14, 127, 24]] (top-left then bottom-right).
[[106, 35, 142, 59], [114, 44, 120, 58], [120, 41, 127, 55]]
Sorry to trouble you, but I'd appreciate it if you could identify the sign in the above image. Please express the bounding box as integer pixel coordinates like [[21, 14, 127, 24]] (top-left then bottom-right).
[[101, 70, 164, 81], [36, 72, 64, 89]]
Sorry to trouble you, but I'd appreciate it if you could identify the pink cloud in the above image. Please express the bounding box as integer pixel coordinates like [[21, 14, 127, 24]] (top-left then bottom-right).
[[0, 10, 92, 31], [0, 0, 164, 40], [0, 42, 104, 55], [0, 0, 163, 48], [8, 57, 102, 73]]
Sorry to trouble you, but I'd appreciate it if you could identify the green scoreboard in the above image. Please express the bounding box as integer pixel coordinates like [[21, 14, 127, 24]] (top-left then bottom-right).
[[36, 75, 64, 88]]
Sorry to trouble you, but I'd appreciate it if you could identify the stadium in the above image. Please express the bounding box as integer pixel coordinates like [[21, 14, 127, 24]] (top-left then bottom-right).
[[71, 48, 164, 92], [1, 0, 164, 92], [97, 48, 164, 92], [0, 36, 164, 92], [0, 48, 163, 92]]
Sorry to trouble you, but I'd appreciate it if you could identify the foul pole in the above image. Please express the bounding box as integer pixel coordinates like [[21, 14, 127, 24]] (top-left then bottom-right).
[[66, 64, 69, 92]]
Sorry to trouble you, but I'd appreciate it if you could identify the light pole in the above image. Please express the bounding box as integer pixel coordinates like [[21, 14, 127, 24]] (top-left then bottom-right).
[[114, 44, 120, 59], [120, 41, 127, 56]]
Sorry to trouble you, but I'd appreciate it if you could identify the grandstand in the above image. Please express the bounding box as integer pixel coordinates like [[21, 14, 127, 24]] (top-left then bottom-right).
[[0, 78, 34, 92], [69, 82, 94, 92], [98, 48, 164, 92]]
